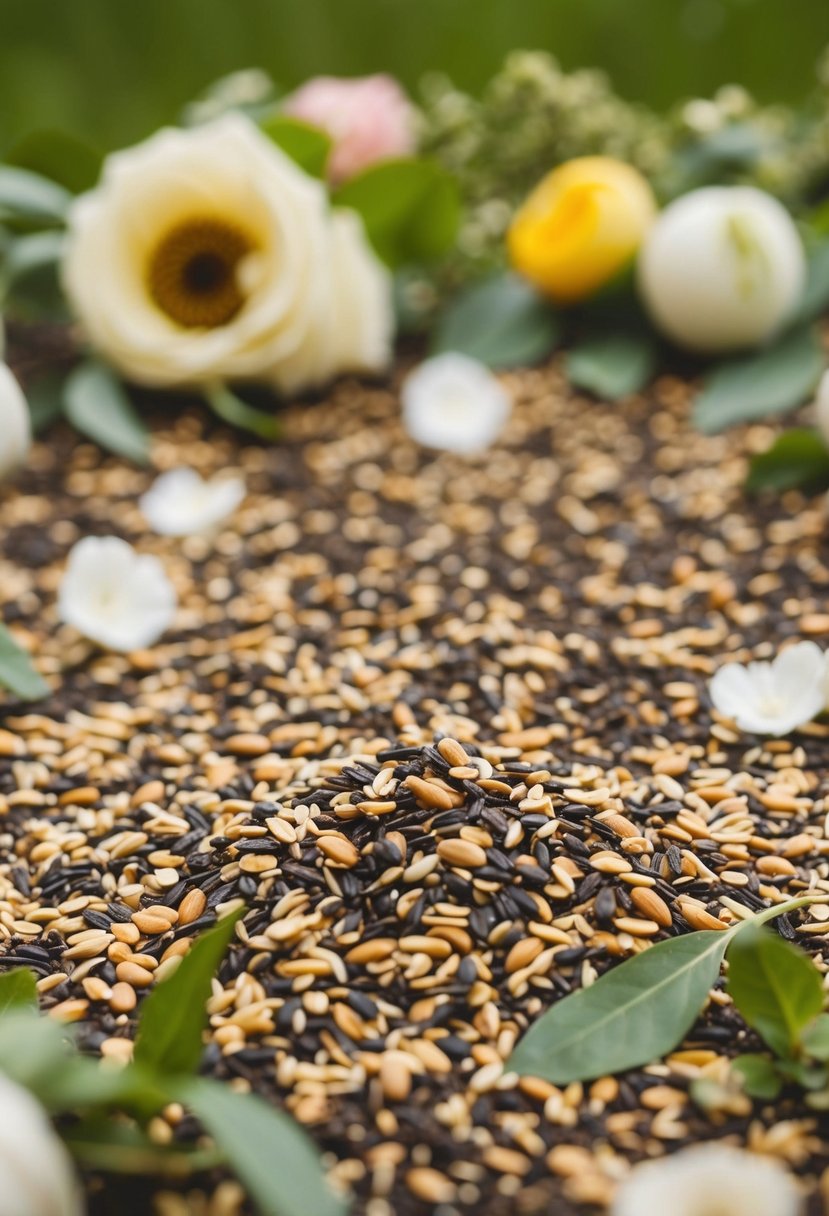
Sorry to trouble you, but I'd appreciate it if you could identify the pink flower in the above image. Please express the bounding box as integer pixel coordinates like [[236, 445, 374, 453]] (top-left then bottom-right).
[[284, 74, 416, 184]]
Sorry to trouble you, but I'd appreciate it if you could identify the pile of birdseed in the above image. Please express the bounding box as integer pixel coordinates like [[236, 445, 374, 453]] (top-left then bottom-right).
[[2, 350, 829, 1215]]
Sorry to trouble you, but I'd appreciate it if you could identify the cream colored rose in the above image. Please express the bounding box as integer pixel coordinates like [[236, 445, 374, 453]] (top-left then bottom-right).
[[63, 114, 393, 393]]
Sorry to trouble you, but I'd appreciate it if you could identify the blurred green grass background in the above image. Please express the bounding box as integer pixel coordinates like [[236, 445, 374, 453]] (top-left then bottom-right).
[[3, 0, 829, 153]]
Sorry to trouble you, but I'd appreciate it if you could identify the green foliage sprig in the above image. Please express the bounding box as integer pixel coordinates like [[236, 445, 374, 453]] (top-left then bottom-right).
[[0, 909, 345, 1216]]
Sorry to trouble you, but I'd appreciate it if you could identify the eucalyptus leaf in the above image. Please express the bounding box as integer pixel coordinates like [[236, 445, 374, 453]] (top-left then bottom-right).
[[727, 921, 824, 1058], [0, 1011, 74, 1098], [204, 382, 281, 441], [776, 1058, 829, 1090], [432, 273, 559, 369], [507, 930, 731, 1084], [260, 115, 331, 178], [1, 230, 65, 292], [0, 622, 49, 700], [0, 967, 37, 1013], [134, 908, 243, 1077], [179, 1077, 346, 1216], [732, 1053, 783, 1100], [65, 1118, 220, 1176], [63, 361, 150, 464], [41, 1058, 169, 1120], [746, 428, 829, 493], [566, 333, 657, 400], [795, 240, 829, 325], [334, 158, 460, 267], [692, 326, 824, 433], [0, 165, 71, 225], [5, 130, 102, 195], [802, 1013, 829, 1061], [25, 372, 65, 434]]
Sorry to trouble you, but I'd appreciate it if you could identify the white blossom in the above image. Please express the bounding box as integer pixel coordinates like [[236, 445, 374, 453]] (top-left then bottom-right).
[[401, 352, 511, 455], [708, 641, 826, 736], [58, 536, 176, 652], [140, 468, 244, 536], [613, 1144, 802, 1216], [0, 1073, 83, 1216], [0, 362, 31, 482], [638, 187, 805, 353]]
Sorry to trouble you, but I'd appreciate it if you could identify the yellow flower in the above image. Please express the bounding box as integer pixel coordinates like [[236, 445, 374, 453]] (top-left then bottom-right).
[[508, 157, 657, 304]]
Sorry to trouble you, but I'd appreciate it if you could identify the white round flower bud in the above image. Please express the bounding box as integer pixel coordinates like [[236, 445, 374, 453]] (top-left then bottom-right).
[[638, 187, 805, 353], [0, 362, 31, 482], [0, 1074, 82, 1216]]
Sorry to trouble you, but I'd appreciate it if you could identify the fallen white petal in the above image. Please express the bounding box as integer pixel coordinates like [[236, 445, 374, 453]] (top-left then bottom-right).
[[612, 1144, 802, 1216], [402, 352, 511, 455], [709, 640, 826, 736], [58, 536, 176, 652], [140, 468, 245, 536]]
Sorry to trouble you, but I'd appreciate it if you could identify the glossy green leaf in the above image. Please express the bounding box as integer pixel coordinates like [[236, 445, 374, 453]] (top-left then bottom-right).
[[566, 333, 657, 400], [179, 1077, 346, 1216], [334, 158, 460, 267], [0, 623, 49, 700], [25, 372, 65, 434], [63, 361, 150, 464], [732, 1053, 783, 1100], [727, 922, 824, 1058], [204, 382, 281, 440], [508, 930, 730, 1084], [693, 326, 824, 433], [746, 428, 829, 493], [0, 165, 71, 225], [40, 1057, 169, 1119], [134, 908, 243, 1077], [432, 273, 559, 369], [5, 130, 102, 195], [802, 1013, 829, 1061], [0, 967, 37, 1013], [260, 115, 331, 178], [65, 1118, 220, 1175]]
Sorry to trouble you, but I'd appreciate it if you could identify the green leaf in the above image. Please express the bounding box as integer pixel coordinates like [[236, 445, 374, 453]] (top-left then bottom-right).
[[26, 372, 65, 434], [0, 165, 71, 225], [776, 1057, 829, 1090], [260, 115, 332, 179], [5, 130, 102, 195], [732, 1053, 783, 1100], [63, 361, 150, 464], [40, 1057, 169, 1119], [692, 326, 824, 434], [334, 158, 460, 268], [566, 333, 657, 400], [65, 1118, 220, 1176], [1, 230, 65, 292], [178, 1077, 346, 1216], [204, 382, 281, 440], [432, 273, 560, 369], [0, 623, 48, 700], [0, 1011, 74, 1099], [727, 921, 824, 1057], [0, 967, 38, 1013], [802, 1013, 829, 1061], [507, 930, 730, 1084], [746, 428, 829, 493], [796, 240, 829, 325], [134, 908, 243, 1077]]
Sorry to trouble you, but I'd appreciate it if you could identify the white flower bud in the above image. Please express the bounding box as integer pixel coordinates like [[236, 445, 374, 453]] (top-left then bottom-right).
[[0, 362, 31, 482], [0, 1074, 83, 1216], [638, 187, 805, 353]]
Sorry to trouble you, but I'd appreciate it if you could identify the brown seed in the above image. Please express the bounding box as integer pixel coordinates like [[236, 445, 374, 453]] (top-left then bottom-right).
[[613, 916, 660, 938], [405, 1168, 457, 1205], [675, 897, 728, 931], [405, 776, 455, 810], [380, 1051, 412, 1101], [436, 738, 470, 767], [109, 982, 138, 1013], [436, 839, 487, 868], [318, 836, 360, 866], [115, 962, 155, 989], [630, 887, 673, 927], [178, 889, 208, 925], [482, 1146, 531, 1175], [224, 733, 271, 756], [345, 938, 397, 964], [131, 911, 173, 936], [58, 786, 100, 806], [505, 937, 544, 973]]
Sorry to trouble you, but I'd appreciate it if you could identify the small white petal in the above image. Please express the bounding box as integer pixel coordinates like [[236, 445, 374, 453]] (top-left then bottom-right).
[[0, 362, 31, 481], [0, 1073, 83, 1216], [613, 1144, 802, 1216], [58, 536, 176, 652], [140, 468, 245, 536], [709, 641, 826, 737], [402, 352, 511, 455]]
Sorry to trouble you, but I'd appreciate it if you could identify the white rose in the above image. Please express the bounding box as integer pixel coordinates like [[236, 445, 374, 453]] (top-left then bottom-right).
[[62, 114, 392, 394], [0, 1074, 83, 1216], [638, 187, 805, 353], [0, 361, 31, 481]]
